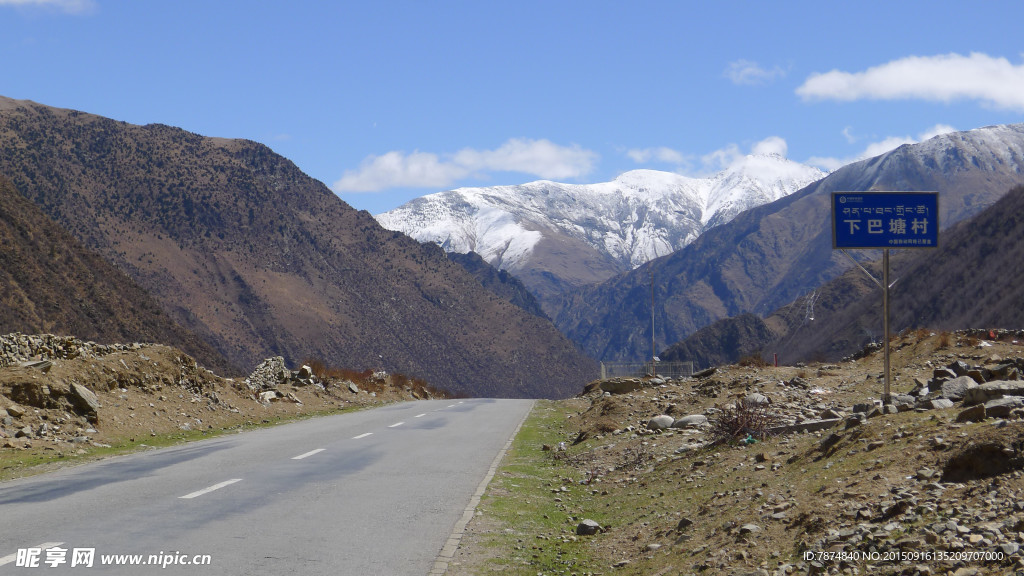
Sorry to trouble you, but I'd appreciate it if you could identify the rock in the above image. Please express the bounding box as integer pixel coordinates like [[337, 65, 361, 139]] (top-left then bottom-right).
[[933, 367, 958, 382], [947, 360, 970, 377], [671, 414, 708, 428], [296, 365, 314, 380], [14, 426, 32, 438], [999, 542, 1020, 555], [744, 393, 770, 407], [983, 396, 1024, 418], [955, 404, 987, 423], [576, 519, 602, 536], [788, 377, 809, 389], [966, 369, 986, 383], [940, 376, 977, 401], [918, 398, 954, 410], [853, 402, 877, 413], [693, 367, 717, 378], [647, 415, 674, 431], [347, 381, 360, 394], [676, 517, 694, 531], [739, 523, 761, 534], [767, 418, 841, 435], [963, 380, 1024, 405], [5, 404, 25, 418], [68, 383, 100, 420], [259, 391, 279, 403]]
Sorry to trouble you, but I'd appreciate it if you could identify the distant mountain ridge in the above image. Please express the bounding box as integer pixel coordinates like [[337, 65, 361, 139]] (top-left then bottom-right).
[[0, 95, 596, 398], [663, 183, 1024, 368], [553, 124, 1024, 362], [376, 155, 825, 311]]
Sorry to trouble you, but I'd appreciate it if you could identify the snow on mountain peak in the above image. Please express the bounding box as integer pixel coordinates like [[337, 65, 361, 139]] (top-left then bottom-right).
[[375, 156, 826, 275]]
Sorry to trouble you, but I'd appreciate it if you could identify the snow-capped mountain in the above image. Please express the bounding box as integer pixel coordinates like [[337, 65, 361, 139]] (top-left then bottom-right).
[[375, 154, 825, 309]]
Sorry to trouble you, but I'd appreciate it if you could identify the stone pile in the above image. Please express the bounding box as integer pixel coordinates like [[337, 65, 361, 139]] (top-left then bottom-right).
[[0, 333, 147, 368], [244, 357, 323, 393]]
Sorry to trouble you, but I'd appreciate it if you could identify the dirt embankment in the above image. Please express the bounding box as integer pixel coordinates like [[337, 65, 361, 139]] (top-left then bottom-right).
[[0, 333, 440, 478]]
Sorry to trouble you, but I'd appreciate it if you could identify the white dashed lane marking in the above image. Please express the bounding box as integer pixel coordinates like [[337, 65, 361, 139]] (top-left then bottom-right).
[[291, 449, 325, 460], [179, 479, 242, 499], [352, 433, 373, 440], [388, 422, 404, 428]]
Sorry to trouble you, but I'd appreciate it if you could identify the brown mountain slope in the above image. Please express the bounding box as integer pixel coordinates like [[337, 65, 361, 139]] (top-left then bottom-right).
[[554, 125, 1024, 362], [0, 176, 235, 374], [0, 96, 596, 398]]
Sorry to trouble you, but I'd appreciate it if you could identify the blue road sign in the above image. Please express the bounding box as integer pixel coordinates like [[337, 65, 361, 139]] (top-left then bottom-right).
[[832, 192, 939, 249]]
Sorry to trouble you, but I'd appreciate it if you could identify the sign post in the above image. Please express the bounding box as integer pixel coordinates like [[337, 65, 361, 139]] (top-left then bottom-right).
[[832, 192, 939, 403]]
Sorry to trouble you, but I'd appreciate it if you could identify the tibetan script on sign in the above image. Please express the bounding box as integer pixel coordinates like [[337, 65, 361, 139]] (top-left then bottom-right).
[[831, 192, 939, 249]]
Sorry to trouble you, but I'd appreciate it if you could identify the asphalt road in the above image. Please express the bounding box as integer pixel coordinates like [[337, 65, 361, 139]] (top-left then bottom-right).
[[0, 398, 535, 575]]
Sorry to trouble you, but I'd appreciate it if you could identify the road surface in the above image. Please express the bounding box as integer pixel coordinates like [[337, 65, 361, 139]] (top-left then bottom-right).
[[0, 398, 534, 575]]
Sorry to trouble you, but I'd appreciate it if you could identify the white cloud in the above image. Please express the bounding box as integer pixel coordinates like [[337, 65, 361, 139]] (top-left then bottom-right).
[[700, 136, 789, 172], [333, 138, 598, 193], [751, 136, 788, 157], [797, 52, 1024, 111], [806, 124, 957, 171], [626, 146, 686, 165], [725, 59, 787, 85], [0, 0, 95, 13]]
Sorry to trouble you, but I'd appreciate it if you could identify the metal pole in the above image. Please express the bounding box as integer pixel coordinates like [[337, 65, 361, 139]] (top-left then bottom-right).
[[651, 264, 657, 378], [882, 249, 891, 404]]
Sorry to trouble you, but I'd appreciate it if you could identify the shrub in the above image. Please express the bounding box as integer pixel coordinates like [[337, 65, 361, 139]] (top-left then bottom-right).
[[709, 398, 781, 445]]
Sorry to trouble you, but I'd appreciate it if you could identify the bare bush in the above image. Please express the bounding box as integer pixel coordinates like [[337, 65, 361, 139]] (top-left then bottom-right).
[[709, 399, 782, 445]]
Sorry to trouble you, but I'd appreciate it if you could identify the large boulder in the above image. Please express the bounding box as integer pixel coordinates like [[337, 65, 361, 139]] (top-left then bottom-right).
[[68, 383, 100, 422], [599, 379, 643, 395], [647, 415, 674, 431], [671, 414, 708, 428], [964, 381, 1024, 405], [940, 376, 977, 401]]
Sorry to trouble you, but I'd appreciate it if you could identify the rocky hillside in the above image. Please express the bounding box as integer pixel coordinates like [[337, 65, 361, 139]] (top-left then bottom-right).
[[0, 96, 596, 398], [446, 251, 549, 320], [555, 124, 1024, 363], [0, 333, 439, 476], [0, 176, 234, 375], [450, 330, 1024, 575], [377, 157, 824, 313]]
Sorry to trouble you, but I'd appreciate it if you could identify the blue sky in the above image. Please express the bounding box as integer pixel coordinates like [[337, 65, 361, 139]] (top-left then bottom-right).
[[3, 1, 1024, 214]]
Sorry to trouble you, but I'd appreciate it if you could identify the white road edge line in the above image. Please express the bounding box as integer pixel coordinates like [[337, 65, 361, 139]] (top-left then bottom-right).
[[430, 400, 534, 575], [388, 422, 404, 428], [0, 542, 64, 566], [179, 478, 242, 499], [352, 432, 373, 439], [292, 448, 326, 460]]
